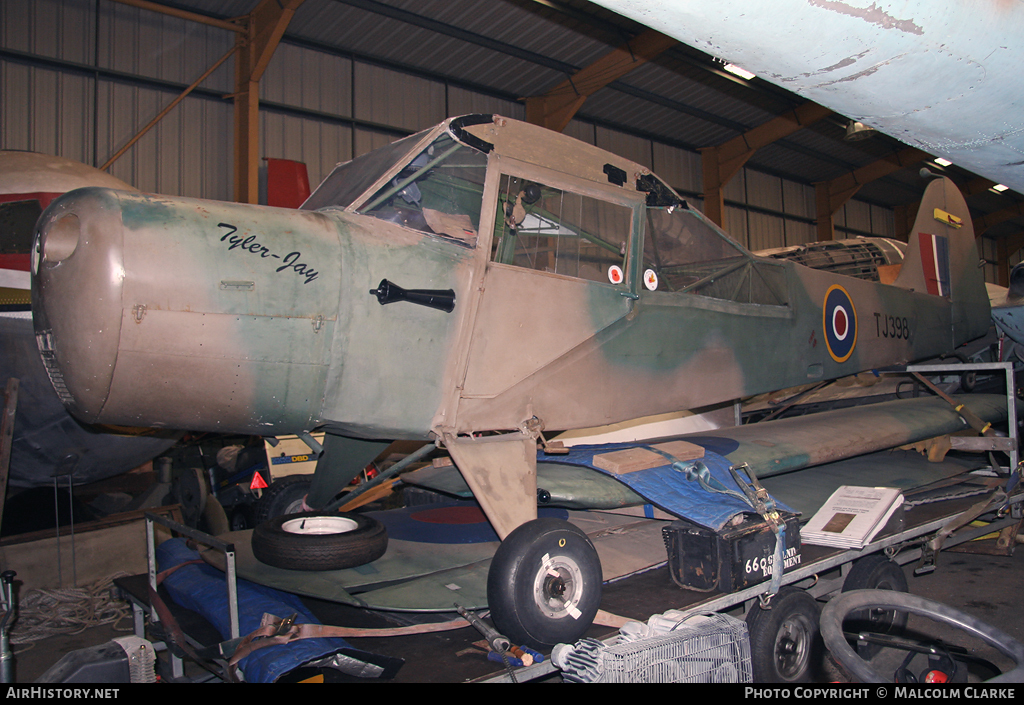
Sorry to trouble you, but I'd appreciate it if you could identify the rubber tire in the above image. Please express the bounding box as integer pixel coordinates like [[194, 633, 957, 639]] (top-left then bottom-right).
[[251, 511, 388, 571], [940, 351, 977, 393], [252, 475, 313, 524], [486, 518, 602, 650], [841, 554, 909, 657], [821, 589, 1024, 683], [745, 587, 823, 683]]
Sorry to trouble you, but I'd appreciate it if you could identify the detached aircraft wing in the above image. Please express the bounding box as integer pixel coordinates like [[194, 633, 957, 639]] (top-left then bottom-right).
[[404, 391, 1012, 522], [214, 389, 1011, 612]]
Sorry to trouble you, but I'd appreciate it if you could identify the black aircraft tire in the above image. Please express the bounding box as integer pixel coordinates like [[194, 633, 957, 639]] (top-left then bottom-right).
[[745, 587, 823, 683], [251, 511, 388, 571], [486, 518, 602, 650], [841, 554, 909, 657], [252, 475, 313, 525]]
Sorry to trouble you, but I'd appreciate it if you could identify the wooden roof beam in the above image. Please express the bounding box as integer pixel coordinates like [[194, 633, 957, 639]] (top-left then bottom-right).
[[524, 28, 677, 132], [699, 102, 832, 225], [975, 201, 1024, 239], [814, 147, 929, 241], [110, 0, 243, 33]]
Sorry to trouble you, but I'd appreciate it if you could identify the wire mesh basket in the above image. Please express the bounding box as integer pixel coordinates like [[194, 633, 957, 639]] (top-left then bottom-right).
[[556, 612, 753, 683]]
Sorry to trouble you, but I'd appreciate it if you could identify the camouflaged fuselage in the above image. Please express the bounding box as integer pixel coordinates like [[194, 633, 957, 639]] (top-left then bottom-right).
[[32, 116, 989, 446]]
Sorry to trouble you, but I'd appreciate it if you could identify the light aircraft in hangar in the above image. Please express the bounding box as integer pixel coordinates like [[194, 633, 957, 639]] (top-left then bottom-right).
[[30, 115, 998, 648]]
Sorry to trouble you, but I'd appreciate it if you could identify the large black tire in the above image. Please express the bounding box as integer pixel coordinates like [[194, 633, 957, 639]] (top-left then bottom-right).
[[486, 518, 602, 650], [841, 553, 909, 657], [821, 590, 1024, 683], [252, 475, 312, 524], [745, 587, 824, 683], [251, 511, 388, 571]]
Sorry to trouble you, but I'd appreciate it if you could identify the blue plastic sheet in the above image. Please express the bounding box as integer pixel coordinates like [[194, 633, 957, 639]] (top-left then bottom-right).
[[157, 538, 399, 682], [549, 443, 794, 530]]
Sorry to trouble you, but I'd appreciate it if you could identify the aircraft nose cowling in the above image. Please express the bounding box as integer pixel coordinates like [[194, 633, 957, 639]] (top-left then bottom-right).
[[32, 188, 343, 434], [33, 187, 128, 422]]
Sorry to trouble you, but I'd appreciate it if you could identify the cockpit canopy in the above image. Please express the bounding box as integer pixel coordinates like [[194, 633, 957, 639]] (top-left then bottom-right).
[[303, 115, 787, 306]]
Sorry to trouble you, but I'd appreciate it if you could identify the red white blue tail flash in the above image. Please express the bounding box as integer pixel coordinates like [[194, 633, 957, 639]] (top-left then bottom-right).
[[918, 233, 951, 297]]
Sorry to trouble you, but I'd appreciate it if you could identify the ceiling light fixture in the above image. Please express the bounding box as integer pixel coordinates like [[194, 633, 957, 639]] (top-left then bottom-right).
[[844, 120, 877, 141], [933, 158, 953, 167], [722, 63, 755, 80], [991, 184, 1009, 193]]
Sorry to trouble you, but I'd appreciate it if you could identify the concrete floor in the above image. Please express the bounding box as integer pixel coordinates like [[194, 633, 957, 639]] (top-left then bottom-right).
[[9, 533, 1024, 684]]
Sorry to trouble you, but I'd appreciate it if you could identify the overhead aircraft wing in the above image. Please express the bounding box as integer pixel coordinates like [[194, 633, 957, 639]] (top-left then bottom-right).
[[588, 0, 1024, 192]]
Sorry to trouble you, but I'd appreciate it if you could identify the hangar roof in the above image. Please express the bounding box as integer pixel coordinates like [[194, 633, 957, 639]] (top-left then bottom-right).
[[148, 0, 1024, 245]]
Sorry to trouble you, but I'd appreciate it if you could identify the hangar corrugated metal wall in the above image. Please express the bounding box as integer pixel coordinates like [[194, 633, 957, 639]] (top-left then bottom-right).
[[2, 0, 897, 256]]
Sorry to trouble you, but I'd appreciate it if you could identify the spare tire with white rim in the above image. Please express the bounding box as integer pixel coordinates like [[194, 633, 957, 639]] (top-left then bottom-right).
[[251, 511, 388, 571]]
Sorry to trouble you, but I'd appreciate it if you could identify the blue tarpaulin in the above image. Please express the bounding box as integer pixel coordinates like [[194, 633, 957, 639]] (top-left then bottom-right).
[[549, 444, 794, 530], [157, 538, 401, 682]]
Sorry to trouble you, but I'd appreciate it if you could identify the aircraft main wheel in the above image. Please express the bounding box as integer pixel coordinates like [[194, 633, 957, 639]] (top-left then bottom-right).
[[486, 518, 602, 650], [745, 587, 823, 683], [251, 511, 387, 571], [821, 589, 1024, 683], [841, 554, 909, 657]]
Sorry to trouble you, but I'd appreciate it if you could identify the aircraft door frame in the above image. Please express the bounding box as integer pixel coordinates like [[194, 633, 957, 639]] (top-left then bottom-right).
[[449, 156, 647, 430], [480, 156, 644, 295]]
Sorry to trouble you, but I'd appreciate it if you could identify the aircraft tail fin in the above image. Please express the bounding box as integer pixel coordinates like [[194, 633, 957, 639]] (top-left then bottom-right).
[[893, 175, 990, 346]]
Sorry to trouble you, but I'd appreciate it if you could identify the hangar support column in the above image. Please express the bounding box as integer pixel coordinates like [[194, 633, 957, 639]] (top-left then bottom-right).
[[109, 0, 304, 204], [978, 204, 1024, 286], [233, 0, 306, 204], [699, 102, 831, 227], [814, 147, 927, 241]]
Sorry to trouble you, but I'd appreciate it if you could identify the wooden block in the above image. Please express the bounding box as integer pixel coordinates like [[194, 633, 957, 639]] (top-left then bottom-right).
[[592, 448, 664, 474], [652, 440, 705, 462], [592, 441, 704, 475]]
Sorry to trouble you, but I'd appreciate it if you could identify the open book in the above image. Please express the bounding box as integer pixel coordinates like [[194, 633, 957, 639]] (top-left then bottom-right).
[[802, 486, 904, 549]]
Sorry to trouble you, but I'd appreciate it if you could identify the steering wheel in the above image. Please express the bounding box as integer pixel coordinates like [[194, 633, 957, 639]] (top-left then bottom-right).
[[820, 589, 1024, 683]]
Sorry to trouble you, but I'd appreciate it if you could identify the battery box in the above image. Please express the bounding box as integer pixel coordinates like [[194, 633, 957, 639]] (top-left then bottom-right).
[[662, 512, 802, 593]]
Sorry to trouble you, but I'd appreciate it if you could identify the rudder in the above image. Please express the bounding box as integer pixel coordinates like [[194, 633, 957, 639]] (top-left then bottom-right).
[[893, 175, 990, 347]]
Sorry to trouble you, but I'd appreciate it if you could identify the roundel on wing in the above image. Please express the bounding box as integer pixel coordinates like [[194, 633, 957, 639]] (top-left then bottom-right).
[[823, 285, 857, 363]]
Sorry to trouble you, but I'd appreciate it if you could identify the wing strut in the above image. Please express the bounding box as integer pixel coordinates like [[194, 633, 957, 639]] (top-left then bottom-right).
[[442, 431, 538, 540]]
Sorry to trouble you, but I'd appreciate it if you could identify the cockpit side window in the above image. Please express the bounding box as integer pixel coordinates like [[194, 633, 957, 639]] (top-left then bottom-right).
[[644, 206, 788, 306], [491, 174, 631, 286], [356, 133, 488, 246]]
